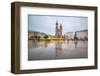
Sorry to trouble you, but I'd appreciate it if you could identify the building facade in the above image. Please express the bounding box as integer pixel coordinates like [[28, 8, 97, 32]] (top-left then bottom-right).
[[65, 30, 88, 40], [76, 30, 88, 40], [28, 31, 46, 39], [65, 32, 74, 40], [55, 21, 62, 38]]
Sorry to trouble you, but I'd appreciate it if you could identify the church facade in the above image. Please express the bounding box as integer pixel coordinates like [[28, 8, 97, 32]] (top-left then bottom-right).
[[55, 21, 62, 38]]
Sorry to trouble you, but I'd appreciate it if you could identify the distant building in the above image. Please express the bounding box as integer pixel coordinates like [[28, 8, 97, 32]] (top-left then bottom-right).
[[28, 31, 46, 39], [65, 30, 88, 40], [76, 30, 88, 40], [28, 31, 55, 39], [55, 21, 62, 38], [65, 32, 74, 40]]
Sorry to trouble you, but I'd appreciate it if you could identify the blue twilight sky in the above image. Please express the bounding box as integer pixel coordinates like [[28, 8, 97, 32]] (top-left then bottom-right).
[[28, 15, 88, 35]]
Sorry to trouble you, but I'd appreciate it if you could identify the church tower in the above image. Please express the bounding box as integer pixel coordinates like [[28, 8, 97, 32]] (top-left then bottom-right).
[[55, 21, 58, 37], [60, 23, 62, 38], [55, 21, 62, 38]]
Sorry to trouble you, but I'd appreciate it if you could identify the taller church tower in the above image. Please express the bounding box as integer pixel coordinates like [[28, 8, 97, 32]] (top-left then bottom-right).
[[55, 21, 62, 38]]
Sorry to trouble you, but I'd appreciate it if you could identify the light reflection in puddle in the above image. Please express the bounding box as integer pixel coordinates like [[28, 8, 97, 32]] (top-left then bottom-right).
[[28, 40, 88, 61]]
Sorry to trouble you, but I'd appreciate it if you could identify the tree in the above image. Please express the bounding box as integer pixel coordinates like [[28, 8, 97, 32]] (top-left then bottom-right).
[[44, 35, 48, 39]]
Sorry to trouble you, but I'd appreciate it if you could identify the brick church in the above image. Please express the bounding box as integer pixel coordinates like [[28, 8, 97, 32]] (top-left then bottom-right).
[[55, 21, 62, 38]]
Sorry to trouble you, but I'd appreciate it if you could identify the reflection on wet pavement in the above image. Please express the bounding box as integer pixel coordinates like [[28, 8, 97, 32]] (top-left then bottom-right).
[[28, 40, 88, 61]]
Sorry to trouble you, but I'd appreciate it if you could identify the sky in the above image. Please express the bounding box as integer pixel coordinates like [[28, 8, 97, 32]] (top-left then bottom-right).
[[28, 15, 88, 35]]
